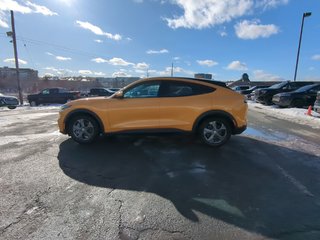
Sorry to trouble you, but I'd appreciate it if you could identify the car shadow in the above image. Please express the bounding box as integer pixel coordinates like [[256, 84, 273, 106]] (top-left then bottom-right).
[[57, 134, 320, 239]]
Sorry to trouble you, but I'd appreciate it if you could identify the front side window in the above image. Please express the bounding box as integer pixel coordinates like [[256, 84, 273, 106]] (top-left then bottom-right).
[[42, 89, 50, 95], [123, 82, 160, 98], [160, 81, 214, 97]]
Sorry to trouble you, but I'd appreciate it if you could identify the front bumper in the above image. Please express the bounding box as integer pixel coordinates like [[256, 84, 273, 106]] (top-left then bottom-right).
[[233, 125, 247, 135], [272, 96, 291, 107], [58, 113, 67, 134]]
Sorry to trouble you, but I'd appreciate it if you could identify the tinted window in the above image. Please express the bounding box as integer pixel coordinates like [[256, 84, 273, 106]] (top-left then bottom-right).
[[42, 89, 50, 94], [160, 81, 214, 97], [124, 82, 160, 98]]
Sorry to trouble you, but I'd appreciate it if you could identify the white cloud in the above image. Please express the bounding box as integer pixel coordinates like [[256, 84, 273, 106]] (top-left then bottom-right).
[[253, 70, 285, 81], [165, 0, 253, 29], [257, 0, 289, 10], [109, 57, 134, 66], [25, 1, 58, 16], [235, 19, 279, 39], [227, 60, 248, 71], [78, 70, 92, 75], [133, 0, 143, 3], [93, 72, 106, 76], [76, 20, 122, 41], [112, 71, 131, 77], [91, 57, 108, 63], [126, 37, 132, 41], [159, 66, 194, 76], [44, 67, 74, 76], [46, 52, 72, 61], [94, 39, 103, 43], [0, 0, 57, 15], [134, 62, 149, 70], [0, 11, 8, 28], [197, 59, 218, 67], [56, 56, 72, 61], [312, 55, 320, 61], [146, 49, 169, 54], [218, 26, 228, 37], [173, 57, 180, 61], [4, 58, 27, 65], [91, 57, 134, 66]]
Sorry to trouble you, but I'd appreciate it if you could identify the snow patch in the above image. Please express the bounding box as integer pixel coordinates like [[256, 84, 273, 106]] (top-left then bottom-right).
[[248, 101, 320, 129]]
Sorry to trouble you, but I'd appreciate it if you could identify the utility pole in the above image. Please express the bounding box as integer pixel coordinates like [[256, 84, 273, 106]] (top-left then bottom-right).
[[10, 10, 23, 104], [171, 62, 173, 77], [294, 12, 312, 81]]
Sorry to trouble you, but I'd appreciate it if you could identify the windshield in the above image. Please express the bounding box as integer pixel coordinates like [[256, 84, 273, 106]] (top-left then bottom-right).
[[293, 84, 316, 93], [268, 82, 288, 89]]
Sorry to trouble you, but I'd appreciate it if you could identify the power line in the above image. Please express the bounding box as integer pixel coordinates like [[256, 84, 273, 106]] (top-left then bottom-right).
[[1, 33, 109, 59]]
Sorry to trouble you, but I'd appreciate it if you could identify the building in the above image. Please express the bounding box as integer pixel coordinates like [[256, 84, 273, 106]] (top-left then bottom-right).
[[194, 73, 212, 80], [0, 67, 38, 81], [97, 77, 140, 88]]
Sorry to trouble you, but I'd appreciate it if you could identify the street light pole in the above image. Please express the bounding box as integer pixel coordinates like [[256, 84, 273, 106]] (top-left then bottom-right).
[[294, 12, 311, 81]]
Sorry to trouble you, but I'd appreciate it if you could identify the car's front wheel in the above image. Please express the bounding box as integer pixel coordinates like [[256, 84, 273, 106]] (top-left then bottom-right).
[[7, 106, 17, 109], [199, 118, 231, 147], [69, 115, 99, 144]]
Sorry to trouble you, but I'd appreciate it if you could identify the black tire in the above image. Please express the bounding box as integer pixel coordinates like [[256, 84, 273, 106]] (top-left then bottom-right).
[[30, 101, 38, 107], [198, 117, 231, 147], [68, 115, 99, 144], [7, 106, 17, 109], [290, 99, 304, 108]]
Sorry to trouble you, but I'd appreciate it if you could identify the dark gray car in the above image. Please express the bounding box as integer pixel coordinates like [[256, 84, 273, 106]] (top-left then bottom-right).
[[314, 91, 320, 113], [0, 93, 19, 109]]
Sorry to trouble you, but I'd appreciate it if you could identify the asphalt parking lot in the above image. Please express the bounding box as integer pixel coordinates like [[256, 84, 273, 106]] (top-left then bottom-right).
[[1, 106, 320, 240]]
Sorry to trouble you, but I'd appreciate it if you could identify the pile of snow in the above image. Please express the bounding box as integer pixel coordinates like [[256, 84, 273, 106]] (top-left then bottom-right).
[[248, 101, 320, 129]]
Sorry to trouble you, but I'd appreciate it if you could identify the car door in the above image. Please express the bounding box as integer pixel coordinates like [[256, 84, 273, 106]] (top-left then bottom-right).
[[38, 89, 50, 104], [158, 80, 215, 131], [307, 85, 320, 105], [107, 81, 161, 131]]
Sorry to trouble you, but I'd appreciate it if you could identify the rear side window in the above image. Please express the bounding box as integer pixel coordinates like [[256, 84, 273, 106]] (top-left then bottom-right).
[[160, 81, 215, 97]]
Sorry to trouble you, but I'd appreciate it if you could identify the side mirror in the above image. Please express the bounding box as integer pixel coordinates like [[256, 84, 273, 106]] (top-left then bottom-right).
[[114, 91, 124, 99]]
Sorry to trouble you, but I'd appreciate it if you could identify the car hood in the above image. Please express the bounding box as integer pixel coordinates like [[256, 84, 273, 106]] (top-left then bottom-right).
[[0, 94, 18, 99], [68, 96, 112, 105]]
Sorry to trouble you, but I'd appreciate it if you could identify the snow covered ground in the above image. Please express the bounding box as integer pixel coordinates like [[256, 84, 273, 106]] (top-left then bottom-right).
[[248, 101, 320, 129]]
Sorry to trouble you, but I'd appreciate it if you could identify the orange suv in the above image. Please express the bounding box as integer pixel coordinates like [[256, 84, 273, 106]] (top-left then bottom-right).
[[58, 77, 247, 147]]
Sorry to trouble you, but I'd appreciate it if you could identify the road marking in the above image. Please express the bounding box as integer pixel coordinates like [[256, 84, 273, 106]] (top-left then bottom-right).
[[276, 165, 314, 197]]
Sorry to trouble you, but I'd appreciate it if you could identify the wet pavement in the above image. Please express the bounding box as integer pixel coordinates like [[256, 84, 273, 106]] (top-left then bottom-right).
[[1, 107, 320, 240]]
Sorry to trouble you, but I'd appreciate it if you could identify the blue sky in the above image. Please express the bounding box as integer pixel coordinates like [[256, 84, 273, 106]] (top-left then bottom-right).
[[0, 0, 320, 82]]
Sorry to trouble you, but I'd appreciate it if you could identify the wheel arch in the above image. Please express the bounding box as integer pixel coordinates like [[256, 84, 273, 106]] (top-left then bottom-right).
[[64, 109, 105, 135], [193, 110, 237, 134]]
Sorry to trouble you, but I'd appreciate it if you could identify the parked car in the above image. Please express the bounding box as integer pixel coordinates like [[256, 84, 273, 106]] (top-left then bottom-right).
[[0, 93, 19, 109], [231, 85, 250, 93], [313, 91, 320, 113], [58, 77, 247, 147], [272, 84, 320, 108], [27, 88, 81, 106], [89, 87, 119, 97], [254, 81, 315, 105], [239, 85, 271, 99]]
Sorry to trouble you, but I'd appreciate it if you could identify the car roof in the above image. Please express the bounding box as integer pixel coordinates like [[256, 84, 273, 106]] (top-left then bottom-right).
[[142, 77, 228, 88]]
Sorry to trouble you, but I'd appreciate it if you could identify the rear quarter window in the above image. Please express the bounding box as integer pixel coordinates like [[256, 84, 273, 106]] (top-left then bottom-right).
[[160, 81, 215, 97]]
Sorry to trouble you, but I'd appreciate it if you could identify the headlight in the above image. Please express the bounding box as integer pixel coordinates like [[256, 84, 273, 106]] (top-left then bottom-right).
[[60, 104, 71, 111]]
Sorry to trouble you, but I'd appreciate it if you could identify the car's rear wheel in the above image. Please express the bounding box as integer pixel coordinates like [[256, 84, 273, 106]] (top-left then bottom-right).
[[199, 118, 231, 147], [7, 106, 17, 109], [69, 115, 99, 144]]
